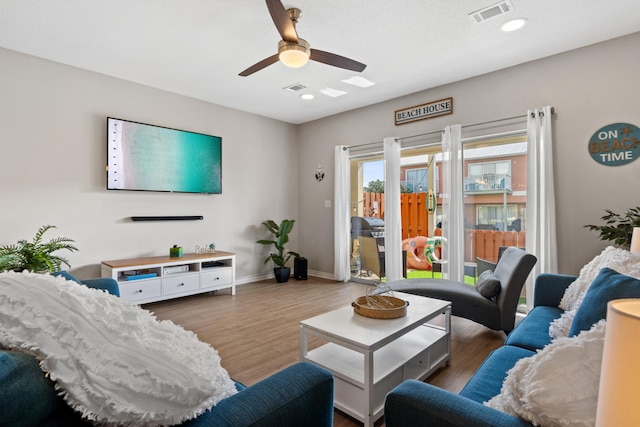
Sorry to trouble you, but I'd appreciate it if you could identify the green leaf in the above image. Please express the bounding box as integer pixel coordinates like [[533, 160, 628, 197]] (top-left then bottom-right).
[[256, 219, 298, 269], [0, 225, 77, 273], [584, 206, 640, 248]]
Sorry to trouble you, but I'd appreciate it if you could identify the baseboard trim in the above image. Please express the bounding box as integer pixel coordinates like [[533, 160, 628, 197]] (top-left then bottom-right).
[[235, 270, 335, 285]]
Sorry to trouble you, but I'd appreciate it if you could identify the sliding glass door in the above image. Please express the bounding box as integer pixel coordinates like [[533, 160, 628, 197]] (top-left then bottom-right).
[[349, 153, 386, 284], [342, 126, 532, 308], [461, 132, 529, 306], [398, 142, 443, 281]]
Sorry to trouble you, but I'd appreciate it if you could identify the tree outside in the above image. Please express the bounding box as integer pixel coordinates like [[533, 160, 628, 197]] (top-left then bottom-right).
[[364, 179, 384, 193], [363, 179, 412, 193]]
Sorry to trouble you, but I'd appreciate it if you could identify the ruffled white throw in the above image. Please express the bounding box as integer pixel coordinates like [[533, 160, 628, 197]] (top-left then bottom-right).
[[0, 271, 237, 426], [486, 321, 606, 427]]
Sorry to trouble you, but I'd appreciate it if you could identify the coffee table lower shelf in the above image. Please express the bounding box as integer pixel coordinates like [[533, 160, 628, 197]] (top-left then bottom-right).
[[303, 325, 449, 423]]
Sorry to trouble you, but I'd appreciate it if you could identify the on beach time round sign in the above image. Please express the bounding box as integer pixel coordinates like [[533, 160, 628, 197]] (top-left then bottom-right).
[[588, 123, 640, 166]]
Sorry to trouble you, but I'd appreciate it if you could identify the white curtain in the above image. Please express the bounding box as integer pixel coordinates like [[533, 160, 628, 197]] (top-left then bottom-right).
[[333, 145, 351, 281], [383, 137, 403, 282], [441, 125, 464, 282], [526, 106, 558, 309]]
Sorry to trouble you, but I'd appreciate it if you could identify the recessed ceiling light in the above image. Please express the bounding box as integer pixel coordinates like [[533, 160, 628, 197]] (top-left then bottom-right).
[[342, 76, 375, 88], [501, 18, 527, 32], [319, 87, 347, 98], [300, 94, 314, 100]]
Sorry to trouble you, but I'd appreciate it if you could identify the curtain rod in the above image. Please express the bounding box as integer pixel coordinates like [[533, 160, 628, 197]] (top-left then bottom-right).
[[343, 140, 382, 151], [398, 115, 527, 146], [461, 113, 526, 130], [461, 107, 555, 130], [345, 107, 555, 151]]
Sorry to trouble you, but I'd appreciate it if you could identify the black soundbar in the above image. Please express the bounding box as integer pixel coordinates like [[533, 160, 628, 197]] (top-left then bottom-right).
[[130, 216, 204, 221]]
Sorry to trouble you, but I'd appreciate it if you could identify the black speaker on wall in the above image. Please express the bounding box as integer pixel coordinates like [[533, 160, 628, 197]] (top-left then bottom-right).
[[294, 257, 308, 280]]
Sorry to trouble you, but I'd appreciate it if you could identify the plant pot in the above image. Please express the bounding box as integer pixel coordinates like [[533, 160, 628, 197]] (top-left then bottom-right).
[[273, 267, 291, 283]]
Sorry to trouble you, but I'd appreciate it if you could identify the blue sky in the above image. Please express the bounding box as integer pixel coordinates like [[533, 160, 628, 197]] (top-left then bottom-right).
[[363, 160, 384, 185]]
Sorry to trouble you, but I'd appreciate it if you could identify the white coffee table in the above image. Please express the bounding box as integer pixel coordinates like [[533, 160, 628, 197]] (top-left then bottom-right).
[[299, 292, 451, 427]]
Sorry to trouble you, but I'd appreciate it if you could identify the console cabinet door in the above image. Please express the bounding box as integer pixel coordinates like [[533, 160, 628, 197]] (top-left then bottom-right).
[[200, 268, 233, 290], [118, 279, 162, 302], [162, 274, 200, 296]]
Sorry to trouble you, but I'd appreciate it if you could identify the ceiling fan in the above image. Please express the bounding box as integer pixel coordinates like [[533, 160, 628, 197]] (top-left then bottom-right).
[[239, 0, 367, 77]]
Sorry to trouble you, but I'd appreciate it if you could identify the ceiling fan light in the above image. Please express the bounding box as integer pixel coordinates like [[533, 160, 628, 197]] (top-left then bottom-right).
[[280, 49, 309, 68], [278, 39, 310, 68]]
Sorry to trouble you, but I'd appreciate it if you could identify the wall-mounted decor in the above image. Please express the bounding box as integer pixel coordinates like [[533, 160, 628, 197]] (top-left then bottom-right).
[[395, 97, 453, 126], [589, 123, 640, 166], [315, 164, 325, 182]]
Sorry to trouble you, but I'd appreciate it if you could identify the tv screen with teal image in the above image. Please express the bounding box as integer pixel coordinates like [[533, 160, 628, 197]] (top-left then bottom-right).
[[107, 117, 222, 194]]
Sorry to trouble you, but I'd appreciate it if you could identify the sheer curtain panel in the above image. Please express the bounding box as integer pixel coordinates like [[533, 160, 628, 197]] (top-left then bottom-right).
[[334, 145, 351, 281], [383, 137, 403, 282], [526, 106, 558, 309], [441, 125, 464, 282]]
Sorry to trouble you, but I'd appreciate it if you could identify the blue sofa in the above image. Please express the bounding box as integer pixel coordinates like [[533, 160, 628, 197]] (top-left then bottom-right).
[[384, 273, 578, 427], [0, 273, 334, 427]]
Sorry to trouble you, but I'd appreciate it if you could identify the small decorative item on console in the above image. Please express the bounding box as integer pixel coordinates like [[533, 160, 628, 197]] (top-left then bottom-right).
[[169, 245, 183, 258], [195, 243, 216, 254]]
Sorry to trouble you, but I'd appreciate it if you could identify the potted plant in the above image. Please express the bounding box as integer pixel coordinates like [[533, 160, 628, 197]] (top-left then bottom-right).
[[0, 225, 78, 273], [584, 206, 640, 248], [256, 219, 300, 283]]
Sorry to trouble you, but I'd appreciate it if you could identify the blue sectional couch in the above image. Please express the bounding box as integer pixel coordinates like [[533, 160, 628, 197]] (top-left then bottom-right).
[[384, 272, 578, 427], [0, 274, 334, 427]]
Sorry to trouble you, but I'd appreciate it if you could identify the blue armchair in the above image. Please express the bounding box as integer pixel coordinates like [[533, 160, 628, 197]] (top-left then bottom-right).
[[52, 270, 121, 296]]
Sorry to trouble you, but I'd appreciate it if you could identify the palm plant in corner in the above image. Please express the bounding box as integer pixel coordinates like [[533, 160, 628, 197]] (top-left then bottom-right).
[[256, 219, 300, 283], [584, 206, 640, 249], [0, 225, 78, 273]]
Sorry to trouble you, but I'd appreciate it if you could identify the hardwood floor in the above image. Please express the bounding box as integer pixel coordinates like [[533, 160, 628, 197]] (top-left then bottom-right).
[[144, 277, 506, 426]]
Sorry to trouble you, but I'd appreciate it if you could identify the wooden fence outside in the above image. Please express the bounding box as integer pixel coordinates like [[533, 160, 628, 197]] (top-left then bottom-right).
[[361, 192, 526, 263], [362, 192, 429, 239], [468, 230, 527, 263]]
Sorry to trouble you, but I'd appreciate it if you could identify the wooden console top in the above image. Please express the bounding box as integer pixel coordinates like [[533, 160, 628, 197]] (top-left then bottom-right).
[[102, 251, 235, 269]]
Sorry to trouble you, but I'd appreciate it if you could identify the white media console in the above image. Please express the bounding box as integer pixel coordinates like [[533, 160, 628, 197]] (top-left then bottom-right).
[[101, 251, 236, 304]]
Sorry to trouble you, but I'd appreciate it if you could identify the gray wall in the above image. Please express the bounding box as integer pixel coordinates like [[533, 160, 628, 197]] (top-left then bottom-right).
[[0, 48, 299, 281], [297, 31, 640, 276], [1, 32, 639, 282]]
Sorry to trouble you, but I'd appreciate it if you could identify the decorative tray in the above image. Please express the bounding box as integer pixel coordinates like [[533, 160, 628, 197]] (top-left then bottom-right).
[[352, 295, 409, 319]]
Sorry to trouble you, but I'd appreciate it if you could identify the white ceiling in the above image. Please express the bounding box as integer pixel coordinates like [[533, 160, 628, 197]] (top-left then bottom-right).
[[2, 1, 639, 124]]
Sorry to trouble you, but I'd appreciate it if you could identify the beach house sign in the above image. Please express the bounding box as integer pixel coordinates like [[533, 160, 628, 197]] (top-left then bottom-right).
[[395, 97, 453, 126]]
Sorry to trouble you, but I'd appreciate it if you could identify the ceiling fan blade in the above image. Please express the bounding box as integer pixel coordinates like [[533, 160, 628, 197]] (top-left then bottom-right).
[[239, 54, 280, 77], [265, 0, 298, 43], [310, 49, 367, 72]]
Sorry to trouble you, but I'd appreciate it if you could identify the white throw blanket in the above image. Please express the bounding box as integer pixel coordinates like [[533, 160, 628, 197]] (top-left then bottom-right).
[[0, 271, 236, 426]]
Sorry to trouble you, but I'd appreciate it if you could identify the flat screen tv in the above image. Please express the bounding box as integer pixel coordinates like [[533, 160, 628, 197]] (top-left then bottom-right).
[[106, 117, 222, 194]]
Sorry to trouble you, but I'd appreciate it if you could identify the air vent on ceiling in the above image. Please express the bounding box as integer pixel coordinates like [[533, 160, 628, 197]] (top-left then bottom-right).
[[283, 83, 307, 92], [469, 1, 513, 23]]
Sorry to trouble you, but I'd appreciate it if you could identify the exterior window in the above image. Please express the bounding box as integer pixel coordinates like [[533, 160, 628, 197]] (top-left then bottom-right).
[[476, 205, 519, 231], [467, 161, 511, 191], [404, 168, 427, 192]]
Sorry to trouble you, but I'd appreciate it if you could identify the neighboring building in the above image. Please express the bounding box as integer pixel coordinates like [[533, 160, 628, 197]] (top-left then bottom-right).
[[400, 142, 527, 232]]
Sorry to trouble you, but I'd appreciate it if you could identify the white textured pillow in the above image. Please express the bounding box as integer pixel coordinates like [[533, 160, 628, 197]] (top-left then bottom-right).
[[486, 321, 606, 427], [549, 246, 640, 338], [0, 271, 237, 426]]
